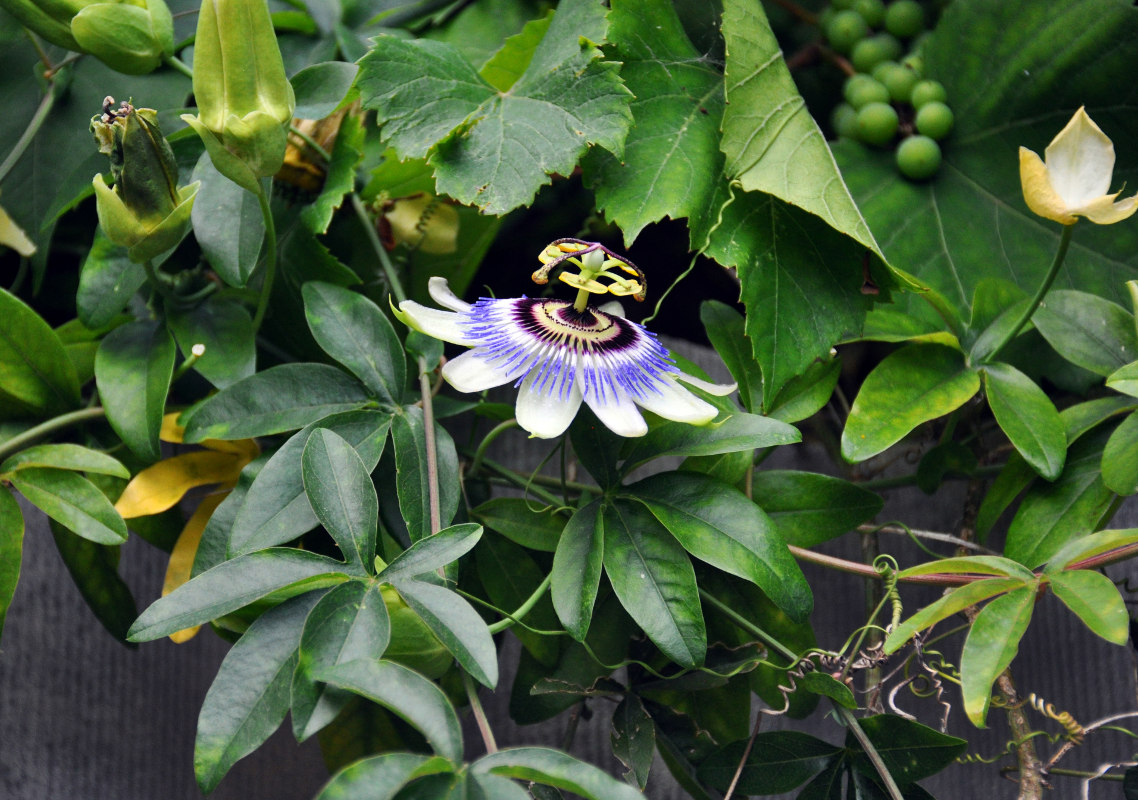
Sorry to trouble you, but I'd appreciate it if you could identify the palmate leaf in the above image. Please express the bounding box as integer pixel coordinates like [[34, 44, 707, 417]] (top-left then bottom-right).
[[835, 0, 1138, 323], [356, 0, 632, 213]]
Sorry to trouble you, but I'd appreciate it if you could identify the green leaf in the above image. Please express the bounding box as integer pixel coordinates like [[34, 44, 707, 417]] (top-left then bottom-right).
[[302, 282, 406, 404], [0, 489, 23, 641], [798, 672, 856, 709], [301, 112, 365, 235], [976, 453, 1035, 540], [11, 468, 127, 544], [471, 498, 567, 553], [0, 443, 128, 479], [629, 472, 811, 621], [195, 592, 323, 793], [76, 231, 145, 329], [475, 532, 560, 666], [1048, 569, 1129, 645], [181, 363, 372, 442], [767, 358, 842, 424], [720, 0, 879, 255], [698, 732, 839, 794], [883, 578, 1027, 655], [356, 0, 632, 213], [0, 287, 81, 416], [852, 715, 967, 785], [167, 297, 257, 389], [610, 694, 655, 789], [842, 344, 980, 463], [128, 548, 352, 642], [315, 753, 454, 800], [1004, 429, 1115, 568], [94, 319, 175, 462], [916, 441, 978, 495], [1032, 291, 1138, 377], [700, 300, 762, 413], [961, 585, 1036, 726], [229, 411, 391, 556], [570, 410, 624, 489], [390, 406, 460, 542], [48, 519, 136, 642], [291, 61, 359, 119], [751, 470, 883, 547], [292, 581, 391, 741], [319, 659, 464, 763], [1044, 528, 1138, 573], [583, 0, 724, 244], [190, 154, 265, 287], [551, 499, 604, 641], [389, 578, 498, 688], [472, 747, 645, 800], [478, 11, 552, 92], [982, 362, 1065, 480], [192, 453, 268, 576], [1103, 410, 1138, 495], [834, 0, 1138, 323], [603, 500, 705, 668], [379, 522, 483, 582], [303, 429, 380, 570], [898, 555, 1035, 581], [623, 412, 800, 471], [1107, 361, 1138, 398]]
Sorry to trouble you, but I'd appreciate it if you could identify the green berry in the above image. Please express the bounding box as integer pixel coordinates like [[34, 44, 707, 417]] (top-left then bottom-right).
[[843, 74, 890, 108], [884, 0, 925, 38], [831, 102, 859, 138], [910, 79, 947, 108], [915, 101, 954, 139], [900, 52, 923, 76], [875, 61, 919, 102], [826, 9, 870, 54], [871, 60, 898, 82], [896, 134, 942, 179], [851, 36, 894, 73], [868, 32, 903, 62], [853, 0, 885, 27], [856, 101, 899, 146]]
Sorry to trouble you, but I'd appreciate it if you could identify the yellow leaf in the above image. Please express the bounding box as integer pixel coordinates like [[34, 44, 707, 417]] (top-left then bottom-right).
[[160, 411, 186, 443], [115, 451, 244, 518], [163, 492, 227, 643]]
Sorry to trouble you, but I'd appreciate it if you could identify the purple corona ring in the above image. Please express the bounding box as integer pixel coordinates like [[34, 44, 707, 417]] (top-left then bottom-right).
[[396, 277, 737, 439]]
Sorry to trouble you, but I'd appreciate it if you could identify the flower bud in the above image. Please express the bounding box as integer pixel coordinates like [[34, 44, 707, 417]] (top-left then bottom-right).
[[0, 0, 173, 74], [91, 100, 198, 262], [181, 0, 295, 192]]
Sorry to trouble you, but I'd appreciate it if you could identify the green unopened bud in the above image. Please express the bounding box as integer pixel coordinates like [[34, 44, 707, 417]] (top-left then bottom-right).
[[0, 0, 172, 74], [71, 0, 174, 75], [182, 0, 295, 192], [91, 100, 198, 262]]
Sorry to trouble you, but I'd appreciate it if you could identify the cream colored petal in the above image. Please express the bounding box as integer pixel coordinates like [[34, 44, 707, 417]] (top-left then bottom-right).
[[427, 276, 471, 312], [1075, 192, 1138, 225], [396, 300, 476, 345], [515, 372, 583, 439], [672, 371, 738, 396], [0, 203, 35, 256], [1044, 107, 1115, 205], [585, 388, 649, 438], [635, 376, 719, 425], [1019, 147, 1077, 225], [441, 350, 516, 393]]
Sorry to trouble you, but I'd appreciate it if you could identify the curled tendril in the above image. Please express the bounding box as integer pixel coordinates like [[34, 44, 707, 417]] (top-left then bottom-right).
[[873, 554, 903, 632], [1023, 694, 1086, 743]]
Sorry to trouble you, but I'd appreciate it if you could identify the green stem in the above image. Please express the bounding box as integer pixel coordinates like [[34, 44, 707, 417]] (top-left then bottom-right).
[[142, 259, 181, 303], [572, 287, 590, 313], [486, 572, 553, 634], [250, 186, 278, 332], [461, 670, 498, 754], [0, 407, 107, 463], [698, 588, 797, 662], [352, 194, 407, 304], [0, 85, 56, 185], [469, 419, 518, 477], [838, 705, 905, 800], [472, 454, 593, 505], [419, 361, 442, 536], [983, 224, 1074, 364], [288, 124, 332, 162], [163, 54, 194, 80]]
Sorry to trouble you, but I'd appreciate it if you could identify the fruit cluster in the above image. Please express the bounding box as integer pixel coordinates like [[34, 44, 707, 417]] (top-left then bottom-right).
[[822, 0, 953, 180]]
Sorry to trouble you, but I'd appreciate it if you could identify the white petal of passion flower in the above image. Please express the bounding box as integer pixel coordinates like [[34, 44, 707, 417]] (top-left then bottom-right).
[[585, 387, 649, 437], [515, 370, 583, 439], [427, 276, 472, 312], [396, 301, 477, 346], [441, 350, 517, 393], [634, 375, 720, 425]]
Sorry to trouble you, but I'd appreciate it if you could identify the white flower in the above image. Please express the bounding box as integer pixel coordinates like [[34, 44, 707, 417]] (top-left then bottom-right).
[[396, 278, 737, 439], [1019, 106, 1138, 225]]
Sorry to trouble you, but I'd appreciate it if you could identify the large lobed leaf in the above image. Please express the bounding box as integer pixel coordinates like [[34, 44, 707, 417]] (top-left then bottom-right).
[[357, 0, 632, 214]]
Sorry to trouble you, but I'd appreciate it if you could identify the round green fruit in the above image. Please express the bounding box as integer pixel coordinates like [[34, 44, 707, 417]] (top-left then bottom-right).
[[843, 74, 890, 108], [853, 0, 885, 27], [851, 36, 894, 73], [915, 100, 954, 139], [884, 0, 925, 38], [856, 101, 899, 146], [826, 9, 870, 54], [910, 79, 947, 108], [831, 102, 859, 138], [875, 61, 919, 102], [896, 134, 942, 179]]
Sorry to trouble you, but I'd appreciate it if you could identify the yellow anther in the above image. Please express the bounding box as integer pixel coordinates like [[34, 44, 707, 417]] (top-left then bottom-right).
[[558, 272, 608, 294]]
